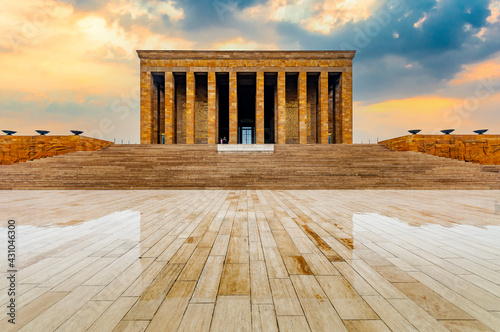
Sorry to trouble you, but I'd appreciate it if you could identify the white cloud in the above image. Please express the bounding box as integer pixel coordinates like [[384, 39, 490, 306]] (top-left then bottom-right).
[[488, 0, 500, 23], [239, 0, 378, 34], [475, 27, 487, 41], [212, 37, 277, 50], [110, 0, 184, 21], [414, 13, 427, 29]]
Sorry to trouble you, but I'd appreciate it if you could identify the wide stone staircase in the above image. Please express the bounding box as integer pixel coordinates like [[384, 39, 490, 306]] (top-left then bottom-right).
[[0, 144, 499, 189]]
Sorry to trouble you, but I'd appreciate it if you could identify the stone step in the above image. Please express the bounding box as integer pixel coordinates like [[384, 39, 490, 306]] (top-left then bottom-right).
[[1, 144, 499, 189]]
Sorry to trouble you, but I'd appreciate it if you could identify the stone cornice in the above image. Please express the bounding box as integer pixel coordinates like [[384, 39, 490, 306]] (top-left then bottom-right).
[[136, 50, 356, 60]]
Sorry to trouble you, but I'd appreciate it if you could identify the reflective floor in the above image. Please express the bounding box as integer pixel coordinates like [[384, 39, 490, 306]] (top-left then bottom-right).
[[0, 190, 499, 331]]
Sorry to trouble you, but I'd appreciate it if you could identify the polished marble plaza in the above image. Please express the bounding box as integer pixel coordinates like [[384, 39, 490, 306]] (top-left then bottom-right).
[[1, 190, 499, 331]]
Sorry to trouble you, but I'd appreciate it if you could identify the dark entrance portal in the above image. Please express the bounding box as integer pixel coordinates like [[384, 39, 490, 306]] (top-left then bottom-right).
[[264, 73, 277, 144], [237, 73, 256, 144], [217, 73, 230, 142], [241, 127, 253, 144], [151, 73, 165, 144]]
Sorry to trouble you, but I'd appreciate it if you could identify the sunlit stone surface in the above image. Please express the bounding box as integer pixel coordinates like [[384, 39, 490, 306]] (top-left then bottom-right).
[[0, 190, 499, 331]]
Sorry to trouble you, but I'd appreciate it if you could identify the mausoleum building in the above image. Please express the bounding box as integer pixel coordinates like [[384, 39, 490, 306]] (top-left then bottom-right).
[[137, 50, 354, 145]]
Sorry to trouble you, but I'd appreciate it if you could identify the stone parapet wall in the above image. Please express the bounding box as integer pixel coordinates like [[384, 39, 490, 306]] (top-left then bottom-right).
[[0, 136, 113, 165], [380, 135, 500, 165]]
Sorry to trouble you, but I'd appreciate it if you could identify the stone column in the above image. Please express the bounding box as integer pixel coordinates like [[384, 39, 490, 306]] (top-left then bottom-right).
[[298, 71, 308, 144], [319, 71, 329, 144], [165, 72, 175, 144], [229, 71, 238, 144], [186, 72, 195, 144], [341, 71, 353, 144], [256, 72, 264, 144], [140, 72, 153, 144], [334, 77, 342, 144], [277, 72, 286, 144], [207, 72, 217, 144]]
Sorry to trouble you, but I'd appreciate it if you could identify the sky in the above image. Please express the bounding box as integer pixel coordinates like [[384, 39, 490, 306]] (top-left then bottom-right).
[[1, 0, 500, 144]]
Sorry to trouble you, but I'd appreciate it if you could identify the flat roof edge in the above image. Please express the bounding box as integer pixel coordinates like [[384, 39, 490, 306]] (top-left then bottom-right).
[[136, 50, 356, 60]]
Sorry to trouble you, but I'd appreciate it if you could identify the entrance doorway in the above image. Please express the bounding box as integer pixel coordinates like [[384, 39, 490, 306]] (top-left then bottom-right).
[[240, 127, 254, 144], [237, 73, 256, 144], [264, 73, 276, 143]]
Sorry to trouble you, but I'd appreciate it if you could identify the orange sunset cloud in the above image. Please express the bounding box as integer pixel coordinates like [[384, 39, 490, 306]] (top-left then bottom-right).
[[0, 0, 499, 143]]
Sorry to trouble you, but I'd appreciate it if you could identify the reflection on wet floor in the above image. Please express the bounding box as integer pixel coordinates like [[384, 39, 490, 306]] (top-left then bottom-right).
[[0, 190, 499, 331]]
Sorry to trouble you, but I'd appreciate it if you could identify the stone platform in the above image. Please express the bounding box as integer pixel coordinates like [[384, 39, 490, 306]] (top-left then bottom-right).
[[1, 190, 499, 331], [217, 144, 274, 153], [1, 144, 500, 189]]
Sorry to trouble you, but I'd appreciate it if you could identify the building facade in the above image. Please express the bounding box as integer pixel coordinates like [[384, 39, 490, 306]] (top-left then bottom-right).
[[137, 50, 355, 145]]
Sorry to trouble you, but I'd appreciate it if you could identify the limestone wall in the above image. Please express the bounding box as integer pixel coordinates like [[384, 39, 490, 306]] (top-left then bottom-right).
[[0, 136, 113, 165], [307, 76, 317, 143], [176, 78, 187, 144], [195, 75, 208, 144], [285, 74, 299, 144], [380, 135, 500, 165]]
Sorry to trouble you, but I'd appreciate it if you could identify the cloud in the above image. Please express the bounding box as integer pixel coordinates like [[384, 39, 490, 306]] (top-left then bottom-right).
[[268, 0, 500, 105], [176, 0, 265, 30], [109, 0, 184, 32], [0, 91, 140, 142], [355, 95, 459, 140], [213, 36, 278, 50], [62, 0, 107, 12], [354, 91, 500, 142], [0, 0, 74, 52], [45, 97, 102, 116], [489, 0, 500, 22], [354, 52, 500, 143], [450, 52, 500, 85], [1, 0, 499, 144]]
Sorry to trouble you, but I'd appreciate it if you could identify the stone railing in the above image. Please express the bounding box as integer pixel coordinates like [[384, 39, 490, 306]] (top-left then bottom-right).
[[0, 135, 113, 165], [379, 135, 500, 165]]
